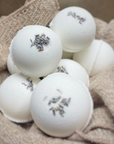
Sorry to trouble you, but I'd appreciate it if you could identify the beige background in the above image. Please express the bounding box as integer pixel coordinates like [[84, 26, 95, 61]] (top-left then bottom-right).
[[0, 0, 114, 22]]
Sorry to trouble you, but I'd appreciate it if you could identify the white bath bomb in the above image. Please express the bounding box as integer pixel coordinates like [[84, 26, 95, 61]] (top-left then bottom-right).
[[73, 40, 114, 77], [50, 7, 96, 52], [31, 73, 93, 137], [62, 50, 73, 59], [54, 59, 89, 87], [0, 73, 40, 123], [10, 25, 62, 78], [7, 54, 20, 74]]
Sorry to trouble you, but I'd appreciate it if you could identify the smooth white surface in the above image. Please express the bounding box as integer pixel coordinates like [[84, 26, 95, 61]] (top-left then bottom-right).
[[11, 25, 62, 78], [7, 54, 20, 74], [73, 40, 114, 76], [0, 73, 40, 123], [50, 7, 96, 52], [54, 59, 89, 87], [31, 73, 93, 137]]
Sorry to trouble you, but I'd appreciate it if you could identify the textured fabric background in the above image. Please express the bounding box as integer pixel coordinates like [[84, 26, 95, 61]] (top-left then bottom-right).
[[0, 0, 114, 144]]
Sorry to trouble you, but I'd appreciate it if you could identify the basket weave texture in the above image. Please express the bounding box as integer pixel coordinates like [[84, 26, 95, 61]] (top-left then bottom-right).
[[0, 1, 114, 144]]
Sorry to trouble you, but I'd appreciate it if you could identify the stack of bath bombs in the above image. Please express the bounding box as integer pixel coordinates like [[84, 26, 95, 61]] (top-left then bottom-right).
[[0, 25, 62, 123], [0, 6, 114, 138], [50, 7, 114, 77]]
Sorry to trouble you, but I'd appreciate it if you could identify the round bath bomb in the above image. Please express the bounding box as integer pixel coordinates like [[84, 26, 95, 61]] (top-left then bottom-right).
[[50, 7, 96, 52], [73, 40, 114, 77], [31, 73, 93, 137], [0, 73, 40, 123], [54, 59, 89, 87], [10, 25, 62, 78], [62, 50, 73, 59], [7, 54, 21, 74]]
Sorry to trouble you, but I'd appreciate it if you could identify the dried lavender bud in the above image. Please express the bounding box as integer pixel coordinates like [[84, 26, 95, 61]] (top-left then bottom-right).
[[22, 78, 34, 92], [48, 100, 52, 105], [79, 18, 86, 24], [68, 11, 72, 16], [68, 98, 71, 104], [52, 100, 57, 103], [35, 35, 39, 38], [47, 37, 50, 40], [55, 107, 60, 111], [40, 41, 44, 45], [72, 12, 76, 18], [49, 107, 54, 111], [57, 66, 68, 74], [61, 98, 67, 103], [47, 96, 71, 117], [30, 33, 50, 52], [39, 48, 44, 51], [43, 96, 47, 101], [52, 109, 56, 116], [67, 11, 86, 24], [59, 104, 64, 109], [49, 107, 56, 116], [59, 111, 64, 117], [63, 102, 68, 107]]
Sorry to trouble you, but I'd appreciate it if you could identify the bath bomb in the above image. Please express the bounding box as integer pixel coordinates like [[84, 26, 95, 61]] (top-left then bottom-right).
[[73, 40, 114, 77], [62, 50, 73, 59], [31, 73, 93, 137], [10, 25, 62, 78], [54, 59, 89, 87], [7, 54, 20, 74], [0, 73, 40, 123], [50, 7, 96, 52]]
